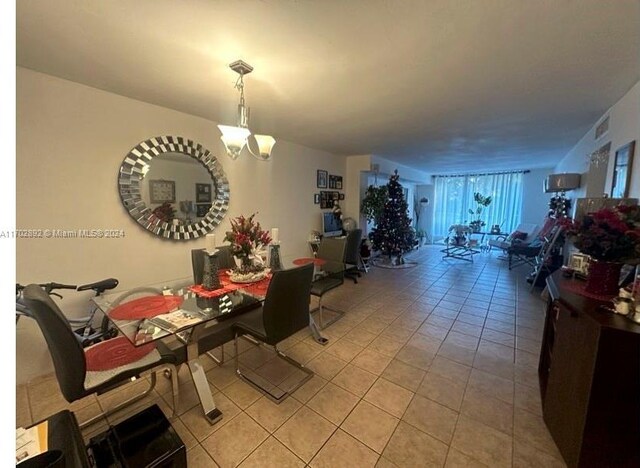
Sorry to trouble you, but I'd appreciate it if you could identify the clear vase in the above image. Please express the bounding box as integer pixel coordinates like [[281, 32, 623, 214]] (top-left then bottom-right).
[[235, 255, 255, 273]]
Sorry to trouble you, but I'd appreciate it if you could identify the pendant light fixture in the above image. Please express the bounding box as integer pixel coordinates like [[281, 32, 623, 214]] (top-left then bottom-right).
[[217, 60, 276, 161]]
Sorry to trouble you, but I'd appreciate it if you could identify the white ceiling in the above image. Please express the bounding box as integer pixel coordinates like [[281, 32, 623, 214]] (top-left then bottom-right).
[[16, 0, 640, 174]]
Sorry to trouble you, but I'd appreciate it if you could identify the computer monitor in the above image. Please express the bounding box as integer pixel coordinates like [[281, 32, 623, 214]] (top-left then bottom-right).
[[322, 212, 343, 237]]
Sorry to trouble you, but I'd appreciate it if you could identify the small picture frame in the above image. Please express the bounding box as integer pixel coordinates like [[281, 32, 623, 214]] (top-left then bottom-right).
[[335, 176, 343, 190], [314, 194, 320, 204], [569, 253, 590, 276], [320, 191, 332, 209], [317, 170, 328, 188], [196, 203, 212, 217], [339, 193, 345, 200], [328, 175, 336, 189], [196, 183, 212, 203], [149, 180, 176, 204]]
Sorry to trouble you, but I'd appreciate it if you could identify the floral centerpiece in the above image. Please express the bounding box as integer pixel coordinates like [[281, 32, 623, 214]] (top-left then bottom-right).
[[448, 224, 471, 246], [224, 214, 272, 280], [566, 205, 640, 295]]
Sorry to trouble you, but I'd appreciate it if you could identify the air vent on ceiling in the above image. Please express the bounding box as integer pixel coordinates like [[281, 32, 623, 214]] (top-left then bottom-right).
[[595, 116, 609, 140]]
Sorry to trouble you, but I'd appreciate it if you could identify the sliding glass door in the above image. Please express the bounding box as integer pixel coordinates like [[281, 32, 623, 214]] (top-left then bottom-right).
[[432, 172, 524, 240]]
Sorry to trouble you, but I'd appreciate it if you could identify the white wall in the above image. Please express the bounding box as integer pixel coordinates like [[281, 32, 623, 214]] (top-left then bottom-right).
[[16, 67, 346, 382], [345, 154, 371, 228], [521, 168, 554, 226], [371, 155, 431, 184], [555, 80, 640, 201]]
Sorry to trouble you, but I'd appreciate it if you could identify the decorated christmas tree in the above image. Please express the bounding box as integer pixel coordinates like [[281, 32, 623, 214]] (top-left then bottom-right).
[[370, 170, 415, 263]]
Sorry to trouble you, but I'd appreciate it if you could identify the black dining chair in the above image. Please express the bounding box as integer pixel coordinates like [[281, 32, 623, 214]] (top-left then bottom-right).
[[344, 228, 363, 283], [232, 263, 314, 403], [311, 236, 347, 329], [21, 284, 180, 429], [190, 245, 243, 365]]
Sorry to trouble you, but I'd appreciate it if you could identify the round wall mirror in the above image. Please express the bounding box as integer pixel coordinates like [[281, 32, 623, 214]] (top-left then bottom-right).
[[118, 136, 230, 240]]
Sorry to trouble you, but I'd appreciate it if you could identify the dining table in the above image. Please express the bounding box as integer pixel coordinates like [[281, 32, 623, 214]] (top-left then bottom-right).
[[93, 265, 328, 425]]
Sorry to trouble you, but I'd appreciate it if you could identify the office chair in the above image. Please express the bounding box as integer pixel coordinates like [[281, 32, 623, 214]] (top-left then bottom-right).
[[21, 285, 180, 429], [232, 264, 315, 403]]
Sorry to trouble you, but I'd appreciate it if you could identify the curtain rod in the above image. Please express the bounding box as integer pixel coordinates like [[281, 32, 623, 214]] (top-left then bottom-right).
[[433, 169, 530, 178]]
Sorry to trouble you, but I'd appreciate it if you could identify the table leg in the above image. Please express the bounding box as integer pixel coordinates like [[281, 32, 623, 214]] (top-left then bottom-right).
[[187, 357, 223, 424], [186, 327, 223, 425]]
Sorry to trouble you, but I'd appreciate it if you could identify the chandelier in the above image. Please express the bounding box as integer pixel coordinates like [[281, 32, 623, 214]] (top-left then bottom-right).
[[217, 60, 276, 161]]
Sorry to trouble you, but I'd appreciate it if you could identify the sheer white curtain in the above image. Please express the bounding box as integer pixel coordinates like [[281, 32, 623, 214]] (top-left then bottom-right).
[[432, 172, 524, 240]]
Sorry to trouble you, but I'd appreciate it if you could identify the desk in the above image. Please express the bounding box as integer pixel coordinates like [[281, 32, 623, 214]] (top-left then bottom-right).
[[95, 270, 328, 426]]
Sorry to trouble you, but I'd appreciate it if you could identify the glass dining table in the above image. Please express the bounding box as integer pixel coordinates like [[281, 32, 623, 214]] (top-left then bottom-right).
[[93, 266, 328, 425]]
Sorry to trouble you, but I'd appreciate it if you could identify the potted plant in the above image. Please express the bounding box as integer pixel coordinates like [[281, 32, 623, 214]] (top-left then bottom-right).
[[468, 192, 492, 232], [361, 185, 388, 224]]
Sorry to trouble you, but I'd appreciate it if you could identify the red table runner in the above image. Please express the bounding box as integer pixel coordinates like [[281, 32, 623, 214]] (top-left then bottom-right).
[[189, 271, 272, 298]]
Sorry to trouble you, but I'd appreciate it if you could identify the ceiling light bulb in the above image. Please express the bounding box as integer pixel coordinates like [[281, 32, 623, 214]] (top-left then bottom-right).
[[254, 135, 276, 160]]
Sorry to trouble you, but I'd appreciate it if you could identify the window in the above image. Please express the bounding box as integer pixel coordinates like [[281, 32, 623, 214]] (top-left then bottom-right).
[[432, 172, 524, 239]]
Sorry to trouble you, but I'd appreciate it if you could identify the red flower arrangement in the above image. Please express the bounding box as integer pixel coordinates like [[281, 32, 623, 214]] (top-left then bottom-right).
[[566, 205, 640, 263], [224, 213, 272, 261]]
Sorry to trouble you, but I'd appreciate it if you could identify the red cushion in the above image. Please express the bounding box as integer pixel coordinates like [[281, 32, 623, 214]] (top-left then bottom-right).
[[538, 218, 556, 239], [85, 336, 156, 372], [510, 231, 527, 241]]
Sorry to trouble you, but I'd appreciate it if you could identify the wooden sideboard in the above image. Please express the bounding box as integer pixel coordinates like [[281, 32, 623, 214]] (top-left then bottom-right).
[[539, 272, 640, 467]]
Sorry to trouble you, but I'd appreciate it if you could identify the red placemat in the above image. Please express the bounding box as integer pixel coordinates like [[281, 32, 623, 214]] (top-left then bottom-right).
[[85, 336, 157, 371], [109, 295, 184, 320], [293, 257, 326, 266], [189, 271, 272, 298], [560, 280, 615, 301]]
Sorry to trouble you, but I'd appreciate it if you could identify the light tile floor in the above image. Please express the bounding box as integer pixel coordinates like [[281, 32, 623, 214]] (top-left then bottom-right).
[[16, 246, 567, 467]]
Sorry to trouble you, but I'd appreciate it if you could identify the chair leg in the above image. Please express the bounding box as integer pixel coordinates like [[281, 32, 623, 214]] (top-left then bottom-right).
[[312, 297, 345, 329], [206, 345, 225, 366], [234, 333, 313, 404], [79, 364, 179, 429]]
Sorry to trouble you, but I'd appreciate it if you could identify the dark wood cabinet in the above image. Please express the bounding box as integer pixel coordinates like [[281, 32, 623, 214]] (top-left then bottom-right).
[[539, 272, 640, 467]]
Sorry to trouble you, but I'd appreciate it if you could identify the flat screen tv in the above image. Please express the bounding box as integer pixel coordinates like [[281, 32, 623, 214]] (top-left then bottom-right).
[[322, 212, 343, 237]]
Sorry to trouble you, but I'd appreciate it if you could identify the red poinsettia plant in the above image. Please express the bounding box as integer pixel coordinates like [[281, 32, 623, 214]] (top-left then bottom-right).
[[224, 213, 272, 259], [566, 205, 640, 263]]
